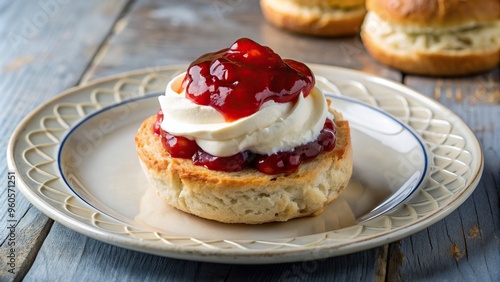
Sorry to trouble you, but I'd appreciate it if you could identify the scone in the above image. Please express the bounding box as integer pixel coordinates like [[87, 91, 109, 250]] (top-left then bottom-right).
[[361, 0, 500, 76], [135, 38, 353, 224], [260, 0, 366, 37]]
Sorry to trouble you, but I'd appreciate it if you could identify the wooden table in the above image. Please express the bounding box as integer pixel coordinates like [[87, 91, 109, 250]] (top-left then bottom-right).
[[1, 1, 498, 281]]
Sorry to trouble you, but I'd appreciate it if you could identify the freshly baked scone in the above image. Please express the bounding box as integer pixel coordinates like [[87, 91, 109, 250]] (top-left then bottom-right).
[[135, 38, 352, 224], [361, 0, 500, 76], [260, 0, 366, 37], [135, 110, 352, 224]]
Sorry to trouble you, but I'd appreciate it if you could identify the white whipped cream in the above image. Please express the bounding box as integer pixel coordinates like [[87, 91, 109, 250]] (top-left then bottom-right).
[[159, 72, 330, 157]]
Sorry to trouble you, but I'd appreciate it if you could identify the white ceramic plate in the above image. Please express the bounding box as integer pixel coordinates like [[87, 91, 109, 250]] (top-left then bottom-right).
[[7, 65, 483, 264], [58, 94, 428, 238]]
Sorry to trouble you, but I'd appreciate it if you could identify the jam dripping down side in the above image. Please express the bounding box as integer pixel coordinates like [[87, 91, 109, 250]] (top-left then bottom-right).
[[181, 38, 315, 121], [154, 109, 336, 175]]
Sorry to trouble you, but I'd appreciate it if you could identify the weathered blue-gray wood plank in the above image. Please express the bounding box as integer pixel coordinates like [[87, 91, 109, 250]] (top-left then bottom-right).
[[0, 0, 130, 280]]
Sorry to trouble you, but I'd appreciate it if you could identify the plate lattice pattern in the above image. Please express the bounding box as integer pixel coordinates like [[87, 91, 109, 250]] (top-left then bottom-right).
[[17, 66, 476, 252]]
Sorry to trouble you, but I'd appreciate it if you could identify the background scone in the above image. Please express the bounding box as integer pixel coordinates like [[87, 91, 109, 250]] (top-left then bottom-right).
[[361, 0, 500, 76], [135, 110, 352, 224], [261, 0, 366, 37]]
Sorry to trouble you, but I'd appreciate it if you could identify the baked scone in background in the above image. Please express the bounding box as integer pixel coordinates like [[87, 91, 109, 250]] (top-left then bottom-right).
[[135, 110, 352, 224], [260, 0, 366, 37], [361, 0, 500, 76]]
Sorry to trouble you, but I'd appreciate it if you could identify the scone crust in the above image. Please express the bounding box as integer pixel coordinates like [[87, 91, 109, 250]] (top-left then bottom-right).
[[260, 0, 366, 37], [361, 25, 500, 76], [135, 112, 352, 224], [288, 0, 365, 8], [367, 0, 500, 28]]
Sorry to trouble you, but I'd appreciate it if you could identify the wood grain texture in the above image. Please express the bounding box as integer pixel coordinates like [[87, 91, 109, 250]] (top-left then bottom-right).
[[82, 0, 400, 82], [0, 1, 130, 280], [4, 0, 499, 280], [25, 222, 382, 281], [22, 0, 396, 280], [386, 70, 500, 281]]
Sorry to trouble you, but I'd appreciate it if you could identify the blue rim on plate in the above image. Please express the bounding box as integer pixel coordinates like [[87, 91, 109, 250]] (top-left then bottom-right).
[[7, 65, 482, 264], [56, 92, 429, 231]]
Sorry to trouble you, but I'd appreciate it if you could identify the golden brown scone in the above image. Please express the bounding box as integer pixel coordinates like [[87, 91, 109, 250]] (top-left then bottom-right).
[[260, 0, 366, 37], [290, 0, 365, 8], [135, 110, 352, 224], [367, 0, 499, 28], [361, 0, 500, 76]]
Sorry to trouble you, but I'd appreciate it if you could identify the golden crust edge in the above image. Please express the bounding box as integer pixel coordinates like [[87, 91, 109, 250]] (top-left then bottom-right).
[[361, 31, 500, 76], [135, 113, 353, 224]]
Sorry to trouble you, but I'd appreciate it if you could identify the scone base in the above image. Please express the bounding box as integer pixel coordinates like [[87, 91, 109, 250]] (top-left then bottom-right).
[[135, 114, 352, 224]]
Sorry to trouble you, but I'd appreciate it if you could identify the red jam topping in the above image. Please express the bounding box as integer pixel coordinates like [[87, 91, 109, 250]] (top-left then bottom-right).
[[154, 109, 336, 175], [154, 38, 335, 175], [181, 38, 315, 121], [154, 109, 198, 158]]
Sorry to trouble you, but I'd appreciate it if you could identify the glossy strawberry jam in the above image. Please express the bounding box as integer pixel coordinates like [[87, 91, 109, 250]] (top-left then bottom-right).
[[181, 38, 314, 121], [154, 109, 336, 175], [154, 38, 336, 175]]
